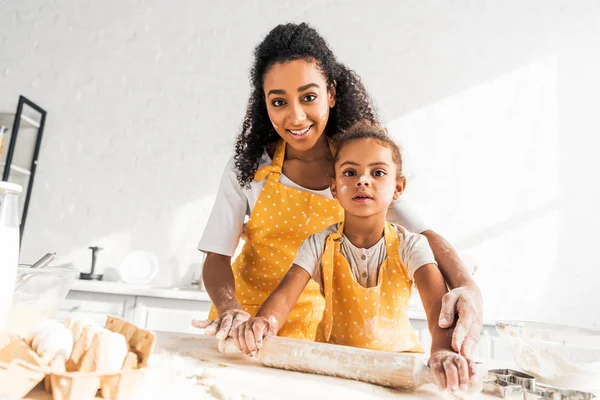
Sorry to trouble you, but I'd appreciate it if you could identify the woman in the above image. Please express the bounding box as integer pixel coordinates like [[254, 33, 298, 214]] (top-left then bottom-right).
[[194, 22, 482, 358]]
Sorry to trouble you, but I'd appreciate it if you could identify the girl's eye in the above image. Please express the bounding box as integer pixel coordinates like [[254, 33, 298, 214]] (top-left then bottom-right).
[[272, 99, 286, 107], [302, 94, 317, 102], [373, 170, 386, 177], [342, 170, 356, 177]]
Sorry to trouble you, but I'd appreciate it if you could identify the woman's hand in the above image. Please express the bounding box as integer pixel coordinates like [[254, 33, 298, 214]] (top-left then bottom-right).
[[232, 316, 278, 356], [438, 286, 483, 358], [192, 308, 251, 340], [428, 349, 475, 391]]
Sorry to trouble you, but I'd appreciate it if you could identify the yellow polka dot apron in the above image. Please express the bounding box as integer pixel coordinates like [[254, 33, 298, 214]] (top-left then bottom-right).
[[208, 139, 344, 340], [316, 221, 424, 352]]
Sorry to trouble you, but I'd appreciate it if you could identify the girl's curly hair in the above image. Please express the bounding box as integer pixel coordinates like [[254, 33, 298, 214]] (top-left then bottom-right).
[[234, 22, 379, 187], [333, 120, 403, 179]]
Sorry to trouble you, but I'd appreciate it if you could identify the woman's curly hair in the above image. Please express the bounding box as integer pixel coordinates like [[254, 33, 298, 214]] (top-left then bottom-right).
[[234, 22, 379, 187]]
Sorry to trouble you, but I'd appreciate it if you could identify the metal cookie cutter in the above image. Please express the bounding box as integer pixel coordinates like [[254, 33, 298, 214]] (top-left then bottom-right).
[[483, 369, 536, 398], [525, 383, 596, 400], [483, 369, 596, 400]]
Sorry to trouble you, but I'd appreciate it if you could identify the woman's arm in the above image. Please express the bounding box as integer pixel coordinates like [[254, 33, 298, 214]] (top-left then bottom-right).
[[421, 230, 483, 359], [192, 157, 249, 338], [421, 230, 480, 293], [234, 265, 311, 355], [387, 200, 483, 358], [192, 252, 250, 339]]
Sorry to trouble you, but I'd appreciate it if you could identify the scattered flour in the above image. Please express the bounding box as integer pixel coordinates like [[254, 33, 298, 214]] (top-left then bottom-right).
[[130, 350, 254, 400], [135, 334, 460, 400]]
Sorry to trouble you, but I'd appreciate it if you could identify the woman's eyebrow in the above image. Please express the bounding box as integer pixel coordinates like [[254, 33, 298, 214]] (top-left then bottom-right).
[[297, 83, 319, 92], [267, 83, 320, 97]]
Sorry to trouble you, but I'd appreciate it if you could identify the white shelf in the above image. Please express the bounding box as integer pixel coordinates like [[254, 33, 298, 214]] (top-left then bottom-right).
[[19, 114, 41, 129], [0, 162, 31, 176], [0, 112, 40, 130], [70, 280, 212, 302]]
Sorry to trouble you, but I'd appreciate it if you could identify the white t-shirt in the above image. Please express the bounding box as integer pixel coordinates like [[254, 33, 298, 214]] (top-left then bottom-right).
[[198, 154, 430, 257], [293, 223, 436, 292]]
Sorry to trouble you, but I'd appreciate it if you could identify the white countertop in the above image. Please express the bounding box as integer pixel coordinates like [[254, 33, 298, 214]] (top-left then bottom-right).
[[143, 332, 502, 399], [70, 280, 211, 302], [27, 332, 501, 399]]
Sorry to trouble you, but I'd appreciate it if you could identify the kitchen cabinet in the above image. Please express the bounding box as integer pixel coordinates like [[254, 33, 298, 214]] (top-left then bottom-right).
[[55, 291, 135, 325], [57, 285, 210, 334], [134, 296, 210, 334]]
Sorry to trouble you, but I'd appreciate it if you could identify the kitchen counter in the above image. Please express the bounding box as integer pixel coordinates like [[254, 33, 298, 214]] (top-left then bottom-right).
[[24, 331, 600, 399], [70, 280, 211, 302], [133, 332, 499, 399]]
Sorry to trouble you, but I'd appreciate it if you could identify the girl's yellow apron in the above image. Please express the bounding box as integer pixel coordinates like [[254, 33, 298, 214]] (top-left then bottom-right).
[[316, 222, 424, 352], [208, 140, 344, 340]]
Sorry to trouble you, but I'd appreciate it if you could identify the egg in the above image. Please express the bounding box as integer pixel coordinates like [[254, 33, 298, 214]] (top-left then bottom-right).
[[35, 325, 74, 360], [31, 320, 63, 351]]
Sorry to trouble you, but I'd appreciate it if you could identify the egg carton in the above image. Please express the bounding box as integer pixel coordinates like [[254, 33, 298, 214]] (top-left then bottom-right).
[[0, 334, 50, 398], [0, 316, 156, 400]]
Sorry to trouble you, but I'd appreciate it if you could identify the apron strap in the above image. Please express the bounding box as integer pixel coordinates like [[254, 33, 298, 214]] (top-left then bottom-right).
[[254, 140, 286, 182], [383, 222, 401, 261], [254, 139, 335, 182], [321, 223, 343, 342]]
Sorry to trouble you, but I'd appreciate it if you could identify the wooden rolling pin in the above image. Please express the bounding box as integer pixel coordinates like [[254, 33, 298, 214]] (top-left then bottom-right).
[[219, 336, 436, 390]]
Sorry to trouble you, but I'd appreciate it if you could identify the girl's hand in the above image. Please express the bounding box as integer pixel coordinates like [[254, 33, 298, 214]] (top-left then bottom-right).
[[192, 308, 251, 340], [232, 316, 278, 356], [428, 350, 475, 392]]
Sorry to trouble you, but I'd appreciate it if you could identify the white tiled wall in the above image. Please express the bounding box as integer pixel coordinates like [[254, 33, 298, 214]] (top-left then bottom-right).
[[1, 1, 600, 329]]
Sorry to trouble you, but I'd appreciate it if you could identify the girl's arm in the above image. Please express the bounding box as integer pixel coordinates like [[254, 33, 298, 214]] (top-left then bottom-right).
[[414, 264, 474, 391], [234, 265, 311, 355], [421, 230, 483, 358], [414, 264, 452, 353]]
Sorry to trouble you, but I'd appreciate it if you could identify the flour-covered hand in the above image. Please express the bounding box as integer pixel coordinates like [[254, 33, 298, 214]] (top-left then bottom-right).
[[428, 350, 475, 391], [233, 316, 278, 357], [192, 308, 251, 340]]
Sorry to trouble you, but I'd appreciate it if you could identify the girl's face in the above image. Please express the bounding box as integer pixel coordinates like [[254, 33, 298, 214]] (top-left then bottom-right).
[[263, 59, 336, 153], [331, 138, 406, 218]]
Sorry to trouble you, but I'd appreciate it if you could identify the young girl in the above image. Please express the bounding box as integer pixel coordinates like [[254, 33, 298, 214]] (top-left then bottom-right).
[[231, 122, 474, 391], [194, 22, 482, 358]]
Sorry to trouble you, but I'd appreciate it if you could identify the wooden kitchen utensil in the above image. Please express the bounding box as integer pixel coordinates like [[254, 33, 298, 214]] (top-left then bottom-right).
[[219, 336, 436, 390]]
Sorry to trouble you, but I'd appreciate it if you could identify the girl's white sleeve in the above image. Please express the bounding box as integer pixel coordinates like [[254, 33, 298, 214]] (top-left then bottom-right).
[[198, 157, 248, 257], [386, 198, 430, 234], [397, 227, 438, 280]]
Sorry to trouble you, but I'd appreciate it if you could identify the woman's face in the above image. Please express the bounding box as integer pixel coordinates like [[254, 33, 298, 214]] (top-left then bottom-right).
[[263, 59, 336, 153]]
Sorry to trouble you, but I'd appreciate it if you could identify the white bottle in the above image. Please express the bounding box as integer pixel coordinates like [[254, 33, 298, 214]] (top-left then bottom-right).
[[0, 181, 22, 331]]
